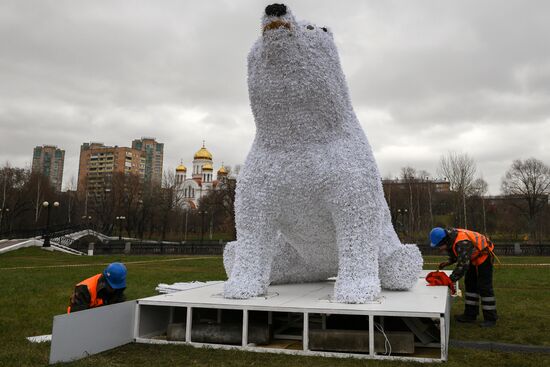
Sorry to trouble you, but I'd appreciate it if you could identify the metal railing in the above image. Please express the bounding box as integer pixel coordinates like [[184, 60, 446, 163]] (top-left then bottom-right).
[[71, 240, 226, 256], [0, 223, 86, 240], [418, 243, 550, 256]]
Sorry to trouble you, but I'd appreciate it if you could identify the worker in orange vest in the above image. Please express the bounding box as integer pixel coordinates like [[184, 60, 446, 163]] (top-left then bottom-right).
[[67, 262, 127, 313], [430, 227, 497, 328]]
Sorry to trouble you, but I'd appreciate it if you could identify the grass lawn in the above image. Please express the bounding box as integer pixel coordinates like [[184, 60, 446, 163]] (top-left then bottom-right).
[[1, 248, 549, 366]]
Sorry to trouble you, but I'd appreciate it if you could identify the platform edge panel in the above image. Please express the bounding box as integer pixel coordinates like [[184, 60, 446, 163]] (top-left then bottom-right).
[[138, 278, 449, 316], [49, 301, 137, 364], [137, 300, 443, 318], [134, 337, 443, 363]]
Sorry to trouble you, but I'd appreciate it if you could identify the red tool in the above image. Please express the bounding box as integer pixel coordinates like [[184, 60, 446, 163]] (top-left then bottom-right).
[[425, 271, 456, 295]]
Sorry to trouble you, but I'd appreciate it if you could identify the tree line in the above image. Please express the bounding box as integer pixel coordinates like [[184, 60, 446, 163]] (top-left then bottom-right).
[[0, 164, 236, 242], [1, 153, 549, 243], [384, 153, 550, 243]]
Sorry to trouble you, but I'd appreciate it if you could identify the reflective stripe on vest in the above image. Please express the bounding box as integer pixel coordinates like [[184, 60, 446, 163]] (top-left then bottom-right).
[[452, 229, 495, 266], [67, 273, 104, 313]]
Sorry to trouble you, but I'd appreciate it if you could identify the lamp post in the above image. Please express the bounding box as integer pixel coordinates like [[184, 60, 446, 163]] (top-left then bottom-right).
[[115, 216, 126, 241], [138, 199, 145, 240], [397, 208, 409, 237], [182, 204, 189, 242], [0, 207, 9, 235], [199, 210, 207, 244], [42, 201, 60, 247], [81, 215, 92, 230], [209, 210, 214, 240]]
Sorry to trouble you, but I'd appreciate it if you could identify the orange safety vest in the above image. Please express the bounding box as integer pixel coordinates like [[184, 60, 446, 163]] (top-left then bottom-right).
[[451, 228, 495, 266], [67, 273, 104, 314]]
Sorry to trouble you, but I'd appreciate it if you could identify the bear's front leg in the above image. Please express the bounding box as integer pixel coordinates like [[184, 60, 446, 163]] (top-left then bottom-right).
[[223, 230, 278, 299], [331, 200, 383, 303], [224, 188, 278, 299]]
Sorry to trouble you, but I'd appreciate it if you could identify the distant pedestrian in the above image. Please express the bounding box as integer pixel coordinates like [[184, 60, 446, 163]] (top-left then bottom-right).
[[429, 227, 497, 327], [67, 262, 127, 313]]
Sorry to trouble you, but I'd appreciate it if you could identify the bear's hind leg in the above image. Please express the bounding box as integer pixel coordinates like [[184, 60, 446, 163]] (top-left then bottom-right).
[[270, 242, 337, 284], [378, 222, 423, 290]]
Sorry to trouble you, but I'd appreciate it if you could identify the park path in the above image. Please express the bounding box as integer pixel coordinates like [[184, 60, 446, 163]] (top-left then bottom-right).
[[0, 239, 25, 250]]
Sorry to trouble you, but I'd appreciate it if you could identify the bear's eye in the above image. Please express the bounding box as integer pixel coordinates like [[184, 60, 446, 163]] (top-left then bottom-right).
[[306, 25, 314, 30], [321, 27, 328, 32]]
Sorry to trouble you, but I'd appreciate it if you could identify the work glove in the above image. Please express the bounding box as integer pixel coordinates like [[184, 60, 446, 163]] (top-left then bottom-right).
[[447, 280, 456, 295]]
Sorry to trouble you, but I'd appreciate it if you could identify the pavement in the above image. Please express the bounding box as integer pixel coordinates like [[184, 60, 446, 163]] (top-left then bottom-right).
[[0, 239, 27, 250]]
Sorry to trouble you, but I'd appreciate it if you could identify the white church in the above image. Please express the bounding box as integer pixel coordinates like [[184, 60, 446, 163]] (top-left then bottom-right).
[[175, 143, 229, 208]]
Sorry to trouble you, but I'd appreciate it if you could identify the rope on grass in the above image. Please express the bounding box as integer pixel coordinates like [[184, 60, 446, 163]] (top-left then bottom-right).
[[2, 259, 548, 271], [0, 256, 222, 271], [450, 340, 550, 354]]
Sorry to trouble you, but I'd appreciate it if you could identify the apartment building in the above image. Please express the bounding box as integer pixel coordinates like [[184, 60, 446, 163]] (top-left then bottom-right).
[[77, 142, 144, 196], [31, 145, 65, 191], [131, 137, 164, 186]]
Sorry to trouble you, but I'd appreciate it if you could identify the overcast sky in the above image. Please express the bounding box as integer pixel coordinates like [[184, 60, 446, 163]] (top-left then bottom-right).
[[1, 0, 549, 194]]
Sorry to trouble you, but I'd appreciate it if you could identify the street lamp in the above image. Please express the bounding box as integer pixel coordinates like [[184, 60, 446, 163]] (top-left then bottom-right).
[[182, 203, 190, 242], [82, 215, 92, 230], [42, 201, 60, 247], [397, 208, 409, 234], [209, 210, 214, 240], [115, 216, 126, 240], [0, 207, 9, 235], [199, 210, 207, 244], [137, 199, 144, 240]]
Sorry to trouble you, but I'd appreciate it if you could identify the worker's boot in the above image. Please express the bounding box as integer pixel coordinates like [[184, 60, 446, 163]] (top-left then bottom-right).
[[480, 320, 497, 328], [480, 308, 498, 328], [455, 314, 476, 323]]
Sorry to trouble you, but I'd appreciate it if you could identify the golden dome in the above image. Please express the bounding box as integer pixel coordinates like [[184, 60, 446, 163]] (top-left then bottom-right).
[[217, 165, 228, 175], [202, 163, 213, 171], [176, 164, 187, 172], [194, 143, 212, 160]]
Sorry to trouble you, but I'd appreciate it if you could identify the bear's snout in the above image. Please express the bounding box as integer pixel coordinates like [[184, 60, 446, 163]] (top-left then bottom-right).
[[265, 3, 287, 17]]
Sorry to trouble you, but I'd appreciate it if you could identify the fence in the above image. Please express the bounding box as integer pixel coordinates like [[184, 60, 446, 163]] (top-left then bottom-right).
[[72, 240, 226, 256], [418, 243, 550, 256], [77, 241, 550, 257], [0, 224, 87, 241]]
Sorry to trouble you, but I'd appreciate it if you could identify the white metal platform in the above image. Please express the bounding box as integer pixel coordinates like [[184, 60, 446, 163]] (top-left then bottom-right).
[[49, 271, 452, 364]]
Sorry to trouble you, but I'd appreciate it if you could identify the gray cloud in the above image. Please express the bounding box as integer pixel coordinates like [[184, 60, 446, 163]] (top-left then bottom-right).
[[1, 0, 549, 194]]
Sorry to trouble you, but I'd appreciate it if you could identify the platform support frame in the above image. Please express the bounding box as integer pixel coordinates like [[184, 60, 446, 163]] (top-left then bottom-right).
[[242, 309, 248, 347]]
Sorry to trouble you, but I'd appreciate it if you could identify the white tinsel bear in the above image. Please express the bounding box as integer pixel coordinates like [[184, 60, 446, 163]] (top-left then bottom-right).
[[224, 4, 423, 303]]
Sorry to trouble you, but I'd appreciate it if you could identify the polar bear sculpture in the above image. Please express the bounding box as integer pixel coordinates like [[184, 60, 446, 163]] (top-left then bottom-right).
[[223, 4, 423, 303]]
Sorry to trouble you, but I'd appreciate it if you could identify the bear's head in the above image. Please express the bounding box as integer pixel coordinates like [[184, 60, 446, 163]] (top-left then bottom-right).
[[248, 4, 351, 134]]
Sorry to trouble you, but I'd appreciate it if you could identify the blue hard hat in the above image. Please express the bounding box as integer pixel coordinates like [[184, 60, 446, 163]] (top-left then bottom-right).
[[429, 227, 447, 248], [103, 262, 127, 289]]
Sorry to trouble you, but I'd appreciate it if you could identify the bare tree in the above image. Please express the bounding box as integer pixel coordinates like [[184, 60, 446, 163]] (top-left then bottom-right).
[[1, 165, 30, 232], [418, 170, 434, 228], [471, 177, 489, 234], [63, 176, 79, 225], [198, 176, 237, 240], [158, 170, 184, 241], [502, 158, 550, 241], [438, 152, 477, 227], [400, 167, 416, 235], [0, 165, 58, 234]]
